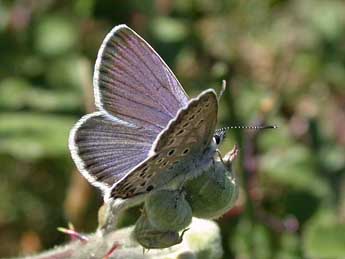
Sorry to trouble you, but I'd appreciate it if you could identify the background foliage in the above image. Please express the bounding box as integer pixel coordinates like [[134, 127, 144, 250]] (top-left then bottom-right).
[[1, 0, 345, 258]]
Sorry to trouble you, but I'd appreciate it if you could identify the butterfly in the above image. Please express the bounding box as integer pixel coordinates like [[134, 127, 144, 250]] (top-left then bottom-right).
[[69, 24, 230, 201]]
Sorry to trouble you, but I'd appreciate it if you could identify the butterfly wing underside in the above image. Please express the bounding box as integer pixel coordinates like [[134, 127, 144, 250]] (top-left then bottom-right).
[[70, 24, 190, 192], [110, 90, 218, 199]]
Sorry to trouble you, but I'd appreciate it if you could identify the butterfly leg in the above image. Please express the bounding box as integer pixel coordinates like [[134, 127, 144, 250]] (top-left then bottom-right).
[[224, 144, 239, 163], [217, 144, 239, 169], [216, 149, 225, 164], [177, 178, 187, 196], [178, 227, 190, 242]]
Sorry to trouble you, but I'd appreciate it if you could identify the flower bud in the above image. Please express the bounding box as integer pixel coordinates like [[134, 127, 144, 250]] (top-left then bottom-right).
[[145, 189, 192, 231], [185, 160, 238, 219], [134, 213, 186, 249]]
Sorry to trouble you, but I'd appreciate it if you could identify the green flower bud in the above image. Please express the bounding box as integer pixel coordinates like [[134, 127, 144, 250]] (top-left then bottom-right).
[[185, 160, 239, 219], [134, 213, 187, 249], [145, 189, 192, 231]]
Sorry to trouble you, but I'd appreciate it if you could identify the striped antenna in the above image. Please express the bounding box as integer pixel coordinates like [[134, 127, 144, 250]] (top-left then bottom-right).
[[227, 125, 277, 130], [216, 125, 278, 132]]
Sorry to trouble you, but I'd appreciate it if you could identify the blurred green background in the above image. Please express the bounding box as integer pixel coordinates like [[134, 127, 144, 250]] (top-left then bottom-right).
[[1, 0, 345, 258]]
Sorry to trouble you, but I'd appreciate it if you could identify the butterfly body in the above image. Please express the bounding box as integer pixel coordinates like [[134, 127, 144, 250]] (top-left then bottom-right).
[[69, 24, 222, 202]]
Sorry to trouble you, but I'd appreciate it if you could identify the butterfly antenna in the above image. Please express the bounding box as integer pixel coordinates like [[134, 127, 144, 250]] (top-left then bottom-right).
[[226, 125, 278, 130], [218, 80, 227, 100], [216, 125, 278, 134]]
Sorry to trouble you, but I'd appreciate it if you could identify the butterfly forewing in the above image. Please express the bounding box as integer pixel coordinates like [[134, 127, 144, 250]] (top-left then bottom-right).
[[152, 89, 218, 153], [69, 112, 157, 191], [94, 25, 189, 134], [110, 90, 218, 199]]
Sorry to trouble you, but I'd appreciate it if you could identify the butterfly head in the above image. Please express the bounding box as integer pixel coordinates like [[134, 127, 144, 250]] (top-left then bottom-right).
[[214, 128, 227, 147]]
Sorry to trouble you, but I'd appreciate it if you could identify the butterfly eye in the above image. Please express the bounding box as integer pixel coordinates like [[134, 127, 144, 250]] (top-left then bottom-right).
[[214, 135, 221, 145]]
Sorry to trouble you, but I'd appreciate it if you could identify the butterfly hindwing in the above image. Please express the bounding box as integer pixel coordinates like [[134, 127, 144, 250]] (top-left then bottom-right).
[[69, 112, 157, 191], [94, 24, 189, 134], [110, 90, 218, 199]]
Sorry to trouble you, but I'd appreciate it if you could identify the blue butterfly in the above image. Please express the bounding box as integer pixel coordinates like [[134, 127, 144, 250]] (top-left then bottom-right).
[[69, 24, 233, 201]]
